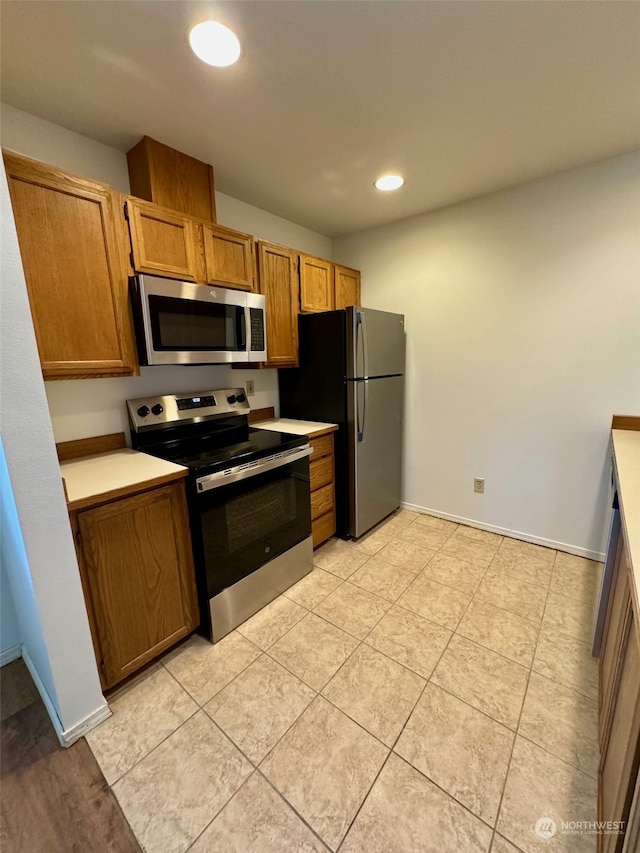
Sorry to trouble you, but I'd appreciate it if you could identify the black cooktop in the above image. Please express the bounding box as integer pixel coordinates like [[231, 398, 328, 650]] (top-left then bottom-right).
[[168, 428, 307, 473], [137, 423, 308, 477]]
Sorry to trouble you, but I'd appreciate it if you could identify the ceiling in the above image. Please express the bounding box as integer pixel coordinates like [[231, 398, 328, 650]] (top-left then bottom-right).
[[1, 1, 639, 237]]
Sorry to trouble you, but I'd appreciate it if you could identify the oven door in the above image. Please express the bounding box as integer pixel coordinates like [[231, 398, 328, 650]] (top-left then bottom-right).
[[193, 447, 312, 600]]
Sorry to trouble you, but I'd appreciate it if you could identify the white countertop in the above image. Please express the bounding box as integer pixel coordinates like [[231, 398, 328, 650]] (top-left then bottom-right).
[[252, 418, 338, 437], [612, 430, 640, 603], [61, 448, 188, 509]]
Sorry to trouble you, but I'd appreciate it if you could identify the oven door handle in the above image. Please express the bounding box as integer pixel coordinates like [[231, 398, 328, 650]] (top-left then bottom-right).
[[195, 445, 312, 493]]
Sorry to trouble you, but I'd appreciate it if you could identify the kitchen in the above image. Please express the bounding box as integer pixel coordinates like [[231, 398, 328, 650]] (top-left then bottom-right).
[[1, 2, 640, 852]]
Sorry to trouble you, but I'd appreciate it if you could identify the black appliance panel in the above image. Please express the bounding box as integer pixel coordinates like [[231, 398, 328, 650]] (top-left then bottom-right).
[[279, 311, 349, 535], [148, 294, 245, 352], [191, 455, 311, 599]]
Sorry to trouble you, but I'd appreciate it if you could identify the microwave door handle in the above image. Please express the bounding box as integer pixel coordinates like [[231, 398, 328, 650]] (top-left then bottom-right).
[[239, 308, 247, 351]]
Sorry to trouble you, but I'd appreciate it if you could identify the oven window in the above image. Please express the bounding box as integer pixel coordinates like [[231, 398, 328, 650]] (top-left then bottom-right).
[[226, 478, 296, 553], [149, 295, 244, 351], [194, 457, 311, 598]]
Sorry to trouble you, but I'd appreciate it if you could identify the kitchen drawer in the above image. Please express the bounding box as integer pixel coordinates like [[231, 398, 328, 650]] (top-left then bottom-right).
[[310, 455, 334, 491], [311, 483, 334, 520], [309, 434, 333, 461], [312, 511, 335, 548]]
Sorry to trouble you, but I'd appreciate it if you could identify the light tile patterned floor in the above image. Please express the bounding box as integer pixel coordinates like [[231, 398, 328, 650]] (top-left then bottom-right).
[[86, 510, 601, 853]]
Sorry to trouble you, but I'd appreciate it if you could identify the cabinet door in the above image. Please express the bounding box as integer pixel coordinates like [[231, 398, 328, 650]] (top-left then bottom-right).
[[334, 264, 361, 309], [77, 483, 199, 689], [598, 545, 640, 853], [257, 241, 299, 366], [127, 135, 217, 222], [202, 223, 255, 290], [300, 254, 334, 312], [126, 198, 204, 282], [4, 151, 137, 379]]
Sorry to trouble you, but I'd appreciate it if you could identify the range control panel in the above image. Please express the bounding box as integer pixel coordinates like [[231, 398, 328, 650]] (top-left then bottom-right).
[[127, 387, 251, 432]]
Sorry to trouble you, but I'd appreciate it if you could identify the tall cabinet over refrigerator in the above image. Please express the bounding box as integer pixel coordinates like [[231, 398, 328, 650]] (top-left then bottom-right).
[[279, 307, 405, 539]]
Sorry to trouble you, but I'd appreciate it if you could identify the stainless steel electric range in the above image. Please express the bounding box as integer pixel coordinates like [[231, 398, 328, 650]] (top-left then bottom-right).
[[127, 388, 313, 642]]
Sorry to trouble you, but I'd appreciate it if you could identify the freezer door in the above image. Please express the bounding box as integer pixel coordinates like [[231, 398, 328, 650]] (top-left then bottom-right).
[[347, 375, 404, 538], [347, 307, 406, 379]]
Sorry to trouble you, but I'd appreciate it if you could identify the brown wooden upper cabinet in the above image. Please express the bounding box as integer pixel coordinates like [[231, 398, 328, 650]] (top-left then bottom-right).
[[256, 241, 299, 367], [126, 197, 204, 283], [334, 264, 361, 309], [202, 223, 255, 291], [127, 135, 217, 222], [3, 151, 137, 380], [299, 254, 334, 312], [126, 198, 257, 291]]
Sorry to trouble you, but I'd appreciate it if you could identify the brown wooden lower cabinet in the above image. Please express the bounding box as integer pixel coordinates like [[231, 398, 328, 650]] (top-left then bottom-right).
[[598, 533, 640, 852], [309, 432, 336, 547], [71, 481, 199, 690]]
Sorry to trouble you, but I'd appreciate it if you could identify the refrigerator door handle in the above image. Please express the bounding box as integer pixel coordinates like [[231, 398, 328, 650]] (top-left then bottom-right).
[[360, 310, 369, 379], [355, 309, 369, 379], [357, 380, 368, 442]]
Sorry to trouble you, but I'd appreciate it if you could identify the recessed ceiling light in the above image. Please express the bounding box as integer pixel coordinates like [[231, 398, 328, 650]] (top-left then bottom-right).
[[374, 175, 405, 192], [189, 21, 241, 67]]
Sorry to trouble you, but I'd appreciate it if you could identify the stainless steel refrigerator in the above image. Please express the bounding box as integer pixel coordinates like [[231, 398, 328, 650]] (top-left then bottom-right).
[[278, 306, 405, 539]]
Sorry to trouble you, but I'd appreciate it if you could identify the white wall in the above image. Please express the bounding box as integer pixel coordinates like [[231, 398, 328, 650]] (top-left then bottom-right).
[[335, 153, 640, 559], [45, 367, 279, 443], [0, 553, 21, 664], [0, 163, 108, 739], [1, 104, 332, 441]]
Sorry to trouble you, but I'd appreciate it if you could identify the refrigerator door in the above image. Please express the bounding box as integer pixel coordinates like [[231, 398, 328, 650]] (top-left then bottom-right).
[[347, 374, 404, 538], [347, 307, 406, 379]]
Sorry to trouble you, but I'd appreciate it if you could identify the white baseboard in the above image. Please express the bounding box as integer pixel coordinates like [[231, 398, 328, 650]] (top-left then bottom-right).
[[401, 502, 605, 562], [58, 702, 112, 746], [22, 647, 111, 747], [0, 644, 22, 667]]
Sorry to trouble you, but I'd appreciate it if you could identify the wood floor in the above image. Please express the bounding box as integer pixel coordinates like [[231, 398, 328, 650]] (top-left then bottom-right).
[[0, 659, 140, 853]]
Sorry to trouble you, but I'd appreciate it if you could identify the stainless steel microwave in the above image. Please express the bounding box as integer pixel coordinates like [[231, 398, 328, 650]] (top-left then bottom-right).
[[130, 274, 267, 365]]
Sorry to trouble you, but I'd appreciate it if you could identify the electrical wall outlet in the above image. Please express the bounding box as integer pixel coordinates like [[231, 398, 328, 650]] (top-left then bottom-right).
[[246, 380, 255, 396], [474, 478, 485, 494]]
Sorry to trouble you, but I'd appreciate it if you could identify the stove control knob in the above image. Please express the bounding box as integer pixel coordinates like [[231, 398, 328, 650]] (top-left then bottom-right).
[[136, 405, 150, 417], [237, 392, 247, 403], [151, 403, 164, 416], [227, 394, 237, 404]]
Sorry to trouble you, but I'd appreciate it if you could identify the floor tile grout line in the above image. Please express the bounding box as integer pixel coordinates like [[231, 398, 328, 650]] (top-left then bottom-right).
[[161, 634, 263, 710], [513, 730, 599, 781], [258, 691, 395, 852], [262, 626, 360, 693], [487, 548, 558, 850], [200, 684, 314, 775], [387, 750, 503, 837], [451, 618, 538, 672], [334, 745, 394, 851], [236, 599, 309, 652], [521, 667, 599, 706], [382, 580, 476, 765], [182, 767, 259, 853], [282, 574, 346, 611], [100, 667, 202, 789], [103, 703, 206, 793], [252, 766, 334, 852]]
